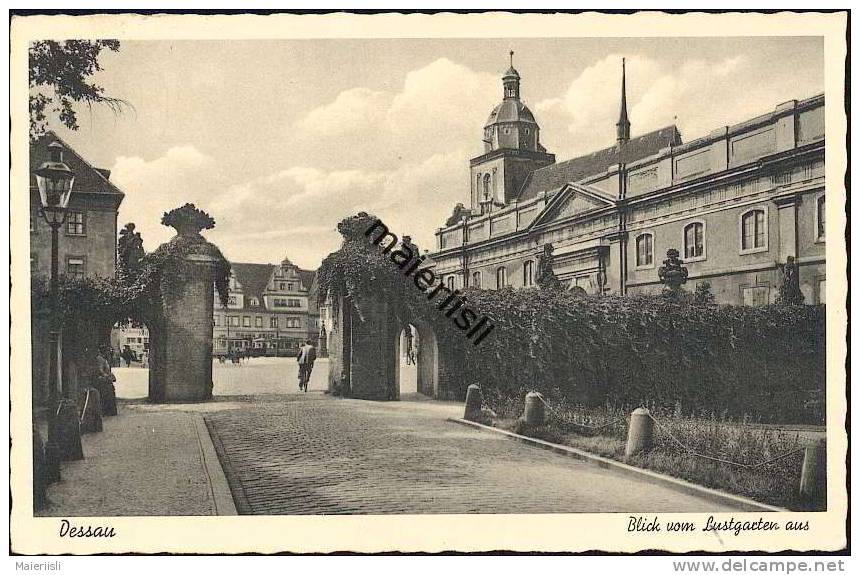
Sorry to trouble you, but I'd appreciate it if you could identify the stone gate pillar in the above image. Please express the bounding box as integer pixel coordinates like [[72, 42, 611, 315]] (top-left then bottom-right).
[[159, 253, 217, 401], [148, 204, 227, 403]]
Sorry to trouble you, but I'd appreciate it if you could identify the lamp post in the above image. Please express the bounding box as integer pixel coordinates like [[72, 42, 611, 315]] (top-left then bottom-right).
[[34, 140, 81, 473]]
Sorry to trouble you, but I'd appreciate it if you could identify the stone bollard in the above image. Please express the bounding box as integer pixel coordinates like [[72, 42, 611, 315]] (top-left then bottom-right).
[[799, 438, 826, 507], [100, 382, 118, 417], [464, 384, 483, 422], [523, 391, 546, 426], [56, 399, 84, 461], [80, 388, 104, 434], [625, 407, 654, 457], [32, 428, 48, 511]]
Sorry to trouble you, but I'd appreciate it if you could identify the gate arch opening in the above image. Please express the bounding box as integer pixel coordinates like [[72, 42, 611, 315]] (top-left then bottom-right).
[[391, 319, 439, 400]]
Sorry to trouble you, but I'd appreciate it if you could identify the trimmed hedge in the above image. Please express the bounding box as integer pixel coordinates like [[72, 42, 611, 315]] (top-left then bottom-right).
[[318, 213, 826, 425], [451, 288, 825, 424]]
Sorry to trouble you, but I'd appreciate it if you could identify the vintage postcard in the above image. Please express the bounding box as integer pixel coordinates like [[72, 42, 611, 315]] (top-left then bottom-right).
[[8, 10, 849, 555]]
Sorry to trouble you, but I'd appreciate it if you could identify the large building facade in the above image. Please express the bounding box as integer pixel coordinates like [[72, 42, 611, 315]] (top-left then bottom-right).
[[432, 59, 826, 306], [212, 257, 320, 356], [30, 134, 124, 280]]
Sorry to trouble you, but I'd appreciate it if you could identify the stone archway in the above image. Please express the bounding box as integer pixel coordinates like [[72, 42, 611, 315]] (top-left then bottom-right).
[[326, 294, 455, 401], [391, 319, 439, 400]]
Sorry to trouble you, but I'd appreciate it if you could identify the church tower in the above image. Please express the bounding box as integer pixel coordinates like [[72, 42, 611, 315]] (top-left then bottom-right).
[[470, 52, 555, 213]]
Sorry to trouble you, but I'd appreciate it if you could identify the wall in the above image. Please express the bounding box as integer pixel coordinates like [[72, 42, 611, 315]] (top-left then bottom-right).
[[30, 193, 118, 280]]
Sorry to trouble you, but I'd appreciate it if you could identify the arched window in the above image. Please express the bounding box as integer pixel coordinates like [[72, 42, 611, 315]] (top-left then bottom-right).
[[635, 233, 654, 268], [816, 195, 825, 240], [523, 260, 534, 287], [740, 209, 767, 252], [483, 173, 492, 200], [472, 271, 482, 288], [496, 266, 507, 289], [446, 275, 455, 291], [683, 221, 706, 260]]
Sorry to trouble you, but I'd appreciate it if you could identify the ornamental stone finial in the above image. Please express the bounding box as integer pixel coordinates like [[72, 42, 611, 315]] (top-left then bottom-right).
[[658, 248, 689, 293], [536, 243, 562, 290], [161, 203, 215, 237]]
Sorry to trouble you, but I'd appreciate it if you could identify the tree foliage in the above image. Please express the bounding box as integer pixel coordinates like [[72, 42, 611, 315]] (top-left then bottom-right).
[[29, 39, 126, 140]]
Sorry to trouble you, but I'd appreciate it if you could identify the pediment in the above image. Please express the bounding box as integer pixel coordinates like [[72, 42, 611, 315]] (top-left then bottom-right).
[[528, 183, 615, 229]]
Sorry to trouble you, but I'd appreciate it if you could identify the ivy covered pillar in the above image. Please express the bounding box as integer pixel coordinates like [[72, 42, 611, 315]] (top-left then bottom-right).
[[146, 204, 230, 403]]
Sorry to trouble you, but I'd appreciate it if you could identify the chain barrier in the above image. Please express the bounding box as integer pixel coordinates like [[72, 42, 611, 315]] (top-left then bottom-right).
[[647, 412, 807, 470], [536, 394, 627, 433], [533, 394, 807, 470]]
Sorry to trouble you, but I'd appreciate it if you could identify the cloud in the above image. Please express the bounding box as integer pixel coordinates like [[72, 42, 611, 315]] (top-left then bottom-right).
[[295, 58, 497, 170], [295, 87, 390, 139], [111, 145, 222, 251], [533, 53, 787, 158]]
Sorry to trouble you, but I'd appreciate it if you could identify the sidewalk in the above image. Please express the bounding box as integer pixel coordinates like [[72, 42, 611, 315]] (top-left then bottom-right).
[[37, 401, 235, 517]]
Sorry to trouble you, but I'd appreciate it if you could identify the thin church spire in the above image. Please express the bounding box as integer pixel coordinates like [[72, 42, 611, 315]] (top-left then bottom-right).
[[616, 57, 631, 145]]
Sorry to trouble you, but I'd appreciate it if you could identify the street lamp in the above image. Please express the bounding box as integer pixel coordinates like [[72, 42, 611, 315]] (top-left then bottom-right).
[[34, 140, 82, 475]]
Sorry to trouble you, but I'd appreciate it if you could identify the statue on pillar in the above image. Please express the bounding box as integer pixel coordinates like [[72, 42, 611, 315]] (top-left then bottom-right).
[[536, 243, 562, 290], [776, 255, 805, 305], [658, 248, 689, 297], [117, 223, 145, 280]]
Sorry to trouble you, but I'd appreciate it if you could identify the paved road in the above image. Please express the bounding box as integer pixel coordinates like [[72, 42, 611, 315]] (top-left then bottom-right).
[[204, 394, 748, 515], [114, 357, 417, 399]]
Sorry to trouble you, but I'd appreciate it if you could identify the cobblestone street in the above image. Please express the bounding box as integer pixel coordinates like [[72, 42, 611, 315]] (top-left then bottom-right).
[[204, 395, 748, 515], [75, 357, 754, 516]]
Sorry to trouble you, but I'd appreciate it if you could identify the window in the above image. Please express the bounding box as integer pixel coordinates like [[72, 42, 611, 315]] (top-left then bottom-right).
[[66, 211, 85, 236], [446, 275, 455, 290], [683, 221, 705, 260], [242, 316, 251, 327], [214, 316, 220, 326], [270, 317, 278, 328], [249, 297, 259, 307], [816, 195, 825, 241], [483, 174, 491, 199], [496, 266, 507, 289], [635, 234, 654, 268], [523, 260, 534, 287], [229, 316, 240, 327], [66, 256, 85, 279], [472, 271, 482, 288], [287, 282, 294, 291], [741, 285, 770, 307], [285, 318, 301, 329], [740, 209, 767, 253], [255, 316, 263, 327]]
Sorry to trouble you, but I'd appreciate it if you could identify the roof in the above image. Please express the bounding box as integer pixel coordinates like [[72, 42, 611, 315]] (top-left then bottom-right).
[[485, 99, 537, 127], [503, 66, 520, 79], [29, 132, 125, 198], [231, 263, 275, 310], [230, 262, 318, 311], [517, 125, 682, 201]]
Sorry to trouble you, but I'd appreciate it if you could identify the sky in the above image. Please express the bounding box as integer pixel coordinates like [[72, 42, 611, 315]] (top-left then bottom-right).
[[48, 36, 823, 270]]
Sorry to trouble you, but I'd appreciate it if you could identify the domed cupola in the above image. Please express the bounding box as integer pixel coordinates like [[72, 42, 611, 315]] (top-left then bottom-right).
[[481, 51, 545, 154], [469, 52, 556, 211]]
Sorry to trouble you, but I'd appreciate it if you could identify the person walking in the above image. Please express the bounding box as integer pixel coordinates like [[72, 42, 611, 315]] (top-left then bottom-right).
[[121, 345, 135, 368], [296, 339, 317, 392]]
